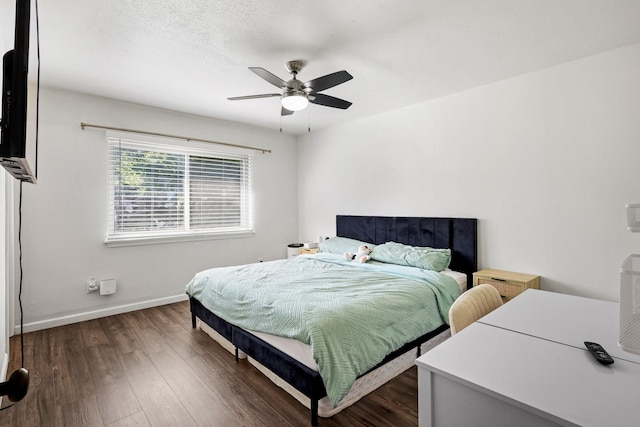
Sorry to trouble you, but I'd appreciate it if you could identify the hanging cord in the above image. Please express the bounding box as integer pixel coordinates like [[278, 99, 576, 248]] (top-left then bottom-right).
[[2, 181, 26, 413], [18, 180, 24, 368], [18, 0, 38, 360]]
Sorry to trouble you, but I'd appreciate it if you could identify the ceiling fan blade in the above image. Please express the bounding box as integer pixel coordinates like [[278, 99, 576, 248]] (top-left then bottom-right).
[[281, 107, 294, 116], [309, 93, 352, 109], [304, 70, 353, 92], [249, 67, 288, 88], [227, 93, 281, 101]]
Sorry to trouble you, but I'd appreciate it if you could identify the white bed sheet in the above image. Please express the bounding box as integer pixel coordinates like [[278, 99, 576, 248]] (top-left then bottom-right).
[[442, 268, 467, 292]]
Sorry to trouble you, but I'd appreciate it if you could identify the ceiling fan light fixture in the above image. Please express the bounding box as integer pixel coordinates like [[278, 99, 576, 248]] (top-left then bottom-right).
[[281, 92, 309, 111]]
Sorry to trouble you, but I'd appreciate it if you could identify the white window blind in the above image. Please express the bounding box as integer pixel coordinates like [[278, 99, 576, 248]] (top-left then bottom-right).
[[107, 136, 253, 244]]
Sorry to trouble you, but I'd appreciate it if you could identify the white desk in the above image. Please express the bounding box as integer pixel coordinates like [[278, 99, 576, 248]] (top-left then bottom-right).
[[416, 290, 640, 427], [479, 289, 640, 364]]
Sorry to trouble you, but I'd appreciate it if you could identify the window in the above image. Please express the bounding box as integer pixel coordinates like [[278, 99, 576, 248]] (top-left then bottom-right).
[[106, 135, 253, 246]]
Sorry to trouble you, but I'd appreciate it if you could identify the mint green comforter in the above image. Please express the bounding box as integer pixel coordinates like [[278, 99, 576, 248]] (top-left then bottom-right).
[[185, 253, 461, 406]]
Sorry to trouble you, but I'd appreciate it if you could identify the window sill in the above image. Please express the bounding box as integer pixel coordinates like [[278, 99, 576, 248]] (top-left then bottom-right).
[[105, 230, 255, 248]]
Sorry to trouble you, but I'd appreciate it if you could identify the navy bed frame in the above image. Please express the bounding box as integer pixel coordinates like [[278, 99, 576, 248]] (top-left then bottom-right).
[[189, 215, 478, 425]]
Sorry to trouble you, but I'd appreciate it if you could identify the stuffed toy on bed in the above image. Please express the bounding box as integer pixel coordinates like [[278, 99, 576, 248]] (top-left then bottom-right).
[[344, 245, 372, 263]]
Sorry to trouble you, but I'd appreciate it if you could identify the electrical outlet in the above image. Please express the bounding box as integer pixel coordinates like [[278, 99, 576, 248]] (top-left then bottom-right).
[[86, 278, 99, 293]]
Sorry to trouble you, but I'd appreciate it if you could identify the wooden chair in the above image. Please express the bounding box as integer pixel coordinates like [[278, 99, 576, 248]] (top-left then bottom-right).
[[449, 284, 503, 335]]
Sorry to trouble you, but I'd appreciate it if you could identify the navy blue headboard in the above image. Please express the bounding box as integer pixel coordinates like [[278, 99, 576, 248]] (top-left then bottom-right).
[[336, 215, 477, 288]]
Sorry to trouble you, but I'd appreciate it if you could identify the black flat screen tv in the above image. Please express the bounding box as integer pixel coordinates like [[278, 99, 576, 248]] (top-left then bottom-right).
[[0, 0, 38, 183]]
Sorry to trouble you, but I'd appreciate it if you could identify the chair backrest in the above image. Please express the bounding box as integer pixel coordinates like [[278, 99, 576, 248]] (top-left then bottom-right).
[[449, 284, 504, 335]]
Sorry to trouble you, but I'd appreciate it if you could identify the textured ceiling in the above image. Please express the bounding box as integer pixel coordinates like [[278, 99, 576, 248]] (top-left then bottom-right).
[[3, 0, 640, 135]]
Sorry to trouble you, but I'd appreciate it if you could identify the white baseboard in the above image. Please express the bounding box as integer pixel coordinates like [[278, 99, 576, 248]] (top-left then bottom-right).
[[1, 352, 8, 406], [15, 294, 189, 334], [1, 352, 8, 381]]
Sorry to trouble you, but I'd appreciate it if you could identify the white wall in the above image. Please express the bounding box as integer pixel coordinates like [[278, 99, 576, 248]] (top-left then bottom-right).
[[298, 43, 640, 302], [13, 88, 298, 331]]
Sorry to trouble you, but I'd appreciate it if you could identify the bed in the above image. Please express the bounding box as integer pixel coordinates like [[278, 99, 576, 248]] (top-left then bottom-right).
[[187, 215, 477, 425]]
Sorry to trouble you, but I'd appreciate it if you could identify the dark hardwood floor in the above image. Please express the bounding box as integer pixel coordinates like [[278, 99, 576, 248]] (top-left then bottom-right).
[[0, 301, 422, 426]]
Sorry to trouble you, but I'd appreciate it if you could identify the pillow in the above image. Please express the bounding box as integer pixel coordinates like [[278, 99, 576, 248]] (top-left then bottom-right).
[[370, 241, 451, 272], [318, 236, 376, 255]]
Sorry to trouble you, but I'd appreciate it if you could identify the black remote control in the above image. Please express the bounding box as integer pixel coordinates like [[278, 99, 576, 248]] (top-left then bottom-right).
[[584, 341, 614, 365]]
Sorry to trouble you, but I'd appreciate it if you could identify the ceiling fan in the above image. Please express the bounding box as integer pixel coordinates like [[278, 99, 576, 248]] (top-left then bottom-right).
[[228, 60, 353, 116]]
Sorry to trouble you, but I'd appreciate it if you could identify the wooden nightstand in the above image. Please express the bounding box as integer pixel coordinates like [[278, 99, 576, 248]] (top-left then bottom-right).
[[298, 248, 318, 255], [473, 269, 540, 301], [287, 244, 318, 259]]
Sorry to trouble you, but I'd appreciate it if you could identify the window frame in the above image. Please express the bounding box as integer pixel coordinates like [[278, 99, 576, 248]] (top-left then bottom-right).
[[105, 133, 254, 247]]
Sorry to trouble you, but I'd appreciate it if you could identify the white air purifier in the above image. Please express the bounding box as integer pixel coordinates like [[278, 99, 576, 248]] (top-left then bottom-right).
[[620, 204, 640, 354], [620, 254, 640, 354]]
